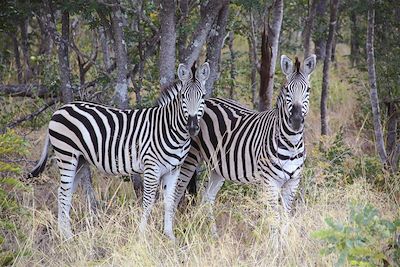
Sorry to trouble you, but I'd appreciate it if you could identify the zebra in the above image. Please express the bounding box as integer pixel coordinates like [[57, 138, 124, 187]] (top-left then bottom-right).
[[171, 55, 316, 234], [28, 62, 210, 241]]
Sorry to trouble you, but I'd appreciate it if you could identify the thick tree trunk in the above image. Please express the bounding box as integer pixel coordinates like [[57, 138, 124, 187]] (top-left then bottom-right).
[[20, 18, 32, 82], [182, 0, 229, 68], [228, 31, 236, 99], [11, 33, 23, 84], [320, 0, 339, 136], [58, 11, 73, 103], [303, 0, 317, 58], [205, 4, 229, 96], [367, 2, 387, 163], [177, 0, 189, 62], [265, 0, 283, 109], [159, 0, 176, 90], [111, 0, 129, 109], [259, 26, 272, 111]]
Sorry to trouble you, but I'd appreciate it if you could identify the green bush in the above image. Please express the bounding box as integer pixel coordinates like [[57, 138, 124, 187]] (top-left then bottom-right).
[[0, 130, 30, 265], [313, 203, 400, 266]]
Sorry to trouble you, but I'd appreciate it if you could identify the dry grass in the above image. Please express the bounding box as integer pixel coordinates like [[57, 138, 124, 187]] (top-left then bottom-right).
[[12, 175, 397, 266]]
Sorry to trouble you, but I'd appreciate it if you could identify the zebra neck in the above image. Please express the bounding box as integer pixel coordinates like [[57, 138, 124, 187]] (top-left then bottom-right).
[[165, 96, 190, 141]]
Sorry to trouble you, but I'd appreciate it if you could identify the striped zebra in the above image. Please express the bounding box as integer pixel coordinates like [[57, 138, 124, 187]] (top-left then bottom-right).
[[172, 55, 316, 234], [29, 62, 210, 240]]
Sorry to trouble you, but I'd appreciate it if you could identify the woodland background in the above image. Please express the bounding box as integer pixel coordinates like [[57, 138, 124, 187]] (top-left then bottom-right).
[[0, 0, 399, 266]]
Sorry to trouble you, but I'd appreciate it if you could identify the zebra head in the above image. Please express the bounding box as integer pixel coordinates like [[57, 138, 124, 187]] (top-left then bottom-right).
[[280, 54, 316, 132], [177, 62, 210, 136]]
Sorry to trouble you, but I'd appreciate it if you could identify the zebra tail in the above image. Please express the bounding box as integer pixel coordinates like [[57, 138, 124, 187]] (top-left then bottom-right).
[[28, 132, 50, 178]]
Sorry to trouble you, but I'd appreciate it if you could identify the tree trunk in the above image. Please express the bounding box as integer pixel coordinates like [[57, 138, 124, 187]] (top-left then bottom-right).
[[182, 0, 229, 68], [20, 18, 32, 82], [386, 103, 397, 157], [11, 33, 23, 84], [58, 10, 73, 103], [111, 0, 129, 109], [265, 0, 283, 110], [314, 0, 328, 61], [367, 2, 387, 163], [248, 12, 258, 108], [205, 3, 229, 96], [228, 31, 236, 99], [99, 26, 111, 70], [159, 0, 176, 90], [350, 10, 360, 67], [177, 0, 189, 62], [320, 0, 339, 136], [259, 25, 272, 112], [303, 0, 317, 58]]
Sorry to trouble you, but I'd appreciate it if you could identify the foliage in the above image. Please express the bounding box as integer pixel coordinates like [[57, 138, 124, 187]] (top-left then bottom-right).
[[0, 130, 30, 266], [313, 203, 400, 266]]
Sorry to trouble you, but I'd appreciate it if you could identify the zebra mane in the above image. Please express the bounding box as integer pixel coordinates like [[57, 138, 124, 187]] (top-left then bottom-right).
[[295, 56, 301, 73], [157, 81, 183, 107]]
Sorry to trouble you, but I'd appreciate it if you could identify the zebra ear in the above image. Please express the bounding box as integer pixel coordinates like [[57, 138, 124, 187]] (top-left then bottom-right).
[[303, 54, 317, 76], [177, 64, 192, 82], [281, 55, 293, 77], [195, 62, 210, 82]]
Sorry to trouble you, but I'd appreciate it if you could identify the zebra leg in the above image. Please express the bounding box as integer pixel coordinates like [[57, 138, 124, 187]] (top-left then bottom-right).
[[56, 154, 79, 239], [281, 177, 300, 214], [139, 166, 160, 234], [264, 179, 281, 220], [202, 171, 224, 237], [162, 167, 181, 241]]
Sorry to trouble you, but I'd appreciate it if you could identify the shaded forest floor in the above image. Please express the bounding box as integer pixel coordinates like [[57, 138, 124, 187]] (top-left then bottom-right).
[[4, 45, 400, 266]]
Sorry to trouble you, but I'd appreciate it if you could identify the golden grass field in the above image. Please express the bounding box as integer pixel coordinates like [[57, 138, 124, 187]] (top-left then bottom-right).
[[8, 45, 399, 266]]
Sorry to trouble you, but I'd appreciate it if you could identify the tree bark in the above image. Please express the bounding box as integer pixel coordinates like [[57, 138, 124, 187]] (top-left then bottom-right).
[[111, 0, 129, 109], [350, 10, 360, 67], [303, 0, 317, 58], [248, 12, 258, 108], [99, 26, 112, 70], [159, 0, 176, 90], [181, 0, 229, 68], [228, 31, 236, 99], [11, 33, 23, 84], [259, 0, 284, 111], [20, 17, 32, 82], [205, 3, 229, 96], [177, 0, 189, 62], [367, 2, 387, 163], [320, 0, 339, 136], [314, 0, 329, 61], [259, 25, 272, 111]]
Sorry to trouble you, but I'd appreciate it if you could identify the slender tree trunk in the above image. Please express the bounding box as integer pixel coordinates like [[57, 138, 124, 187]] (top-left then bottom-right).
[[205, 3, 229, 96], [159, 0, 176, 90], [265, 0, 283, 110], [20, 18, 32, 82], [248, 12, 258, 108], [350, 10, 360, 67], [259, 25, 272, 111], [99, 26, 111, 70], [228, 31, 236, 99], [58, 11, 73, 103], [111, 0, 129, 109], [320, 0, 339, 136], [314, 0, 328, 61], [11, 33, 23, 84], [303, 0, 317, 58], [367, 2, 387, 163], [386, 103, 397, 157], [182, 0, 229, 68]]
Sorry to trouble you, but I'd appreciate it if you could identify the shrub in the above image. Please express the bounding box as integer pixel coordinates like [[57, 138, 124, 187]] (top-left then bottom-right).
[[313, 203, 400, 266]]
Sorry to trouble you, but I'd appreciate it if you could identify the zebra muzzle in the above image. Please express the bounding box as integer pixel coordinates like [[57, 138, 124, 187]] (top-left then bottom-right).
[[289, 104, 304, 132], [187, 115, 200, 136]]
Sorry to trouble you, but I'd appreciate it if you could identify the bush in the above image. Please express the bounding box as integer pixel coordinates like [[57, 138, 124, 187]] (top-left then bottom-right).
[[0, 130, 30, 265], [312, 203, 400, 266]]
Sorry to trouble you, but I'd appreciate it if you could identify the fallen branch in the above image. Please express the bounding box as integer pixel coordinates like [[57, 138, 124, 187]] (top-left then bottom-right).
[[0, 84, 51, 98], [2, 99, 57, 133]]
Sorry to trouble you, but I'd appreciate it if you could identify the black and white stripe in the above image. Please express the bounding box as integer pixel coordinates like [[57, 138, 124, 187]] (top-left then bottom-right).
[[172, 55, 316, 233], [29, 62, 210, 240]]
